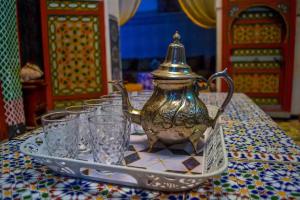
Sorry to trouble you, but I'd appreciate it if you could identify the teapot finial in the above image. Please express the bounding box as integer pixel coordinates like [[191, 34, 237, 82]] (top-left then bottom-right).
[[152, 31, 198, 79], [173, 31, 181, 43]]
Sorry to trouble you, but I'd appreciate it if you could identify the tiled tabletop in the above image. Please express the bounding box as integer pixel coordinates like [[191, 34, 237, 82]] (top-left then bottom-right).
[[1, 93, 300, 199]]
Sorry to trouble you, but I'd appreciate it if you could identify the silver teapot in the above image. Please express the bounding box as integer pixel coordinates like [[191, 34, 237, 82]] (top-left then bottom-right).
[[111, 32, 234, 151]]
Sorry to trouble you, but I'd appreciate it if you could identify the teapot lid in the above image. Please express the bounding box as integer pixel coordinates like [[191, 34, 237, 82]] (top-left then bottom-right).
[[152, 31, 200, 79]]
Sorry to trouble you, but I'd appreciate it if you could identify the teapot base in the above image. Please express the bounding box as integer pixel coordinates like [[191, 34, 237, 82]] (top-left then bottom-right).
[[146, 126, 207, 153]]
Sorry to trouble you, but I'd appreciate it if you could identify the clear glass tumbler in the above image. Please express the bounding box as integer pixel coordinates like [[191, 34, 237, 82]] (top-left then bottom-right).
[[65, 105, 95, 153], [99, 94, 147, 134], [84, 98, 131, 149], [41, 111, 79, 158], [98, 92, 150, 134], [84, 98, 122, 115], [100, 102, 131, 148], [88, 114, 127, 165], [130, 95, 148, 134]]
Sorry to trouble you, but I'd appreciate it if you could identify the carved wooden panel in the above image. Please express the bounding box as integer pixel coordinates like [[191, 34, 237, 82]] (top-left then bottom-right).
[[41, 0, 107, 109], [222, 0, 296, 112]]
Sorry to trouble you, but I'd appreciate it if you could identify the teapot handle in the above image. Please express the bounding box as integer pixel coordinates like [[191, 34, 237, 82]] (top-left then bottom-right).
[[207, 68, 234, 125]]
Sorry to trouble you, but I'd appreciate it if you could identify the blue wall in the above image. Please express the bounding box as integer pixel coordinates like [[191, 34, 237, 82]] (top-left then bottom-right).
[[137, 0, 158, 12], [120, 12, 216, 59]]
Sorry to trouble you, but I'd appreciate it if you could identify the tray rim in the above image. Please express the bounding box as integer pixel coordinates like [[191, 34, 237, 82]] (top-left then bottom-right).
[[20, 125, 228, 180]]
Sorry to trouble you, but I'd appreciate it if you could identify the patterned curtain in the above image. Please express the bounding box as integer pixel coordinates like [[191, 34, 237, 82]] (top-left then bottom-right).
[[0, 0, 25, 136], [119, 0, 141, 26], [178, 0, 216, 29]]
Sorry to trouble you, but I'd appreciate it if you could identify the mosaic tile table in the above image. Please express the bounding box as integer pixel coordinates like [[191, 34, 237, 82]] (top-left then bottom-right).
[[1, 93, 300, 199]]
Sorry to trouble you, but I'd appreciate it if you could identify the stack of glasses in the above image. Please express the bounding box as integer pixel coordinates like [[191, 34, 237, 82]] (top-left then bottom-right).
[[41, 92, 152, 165]]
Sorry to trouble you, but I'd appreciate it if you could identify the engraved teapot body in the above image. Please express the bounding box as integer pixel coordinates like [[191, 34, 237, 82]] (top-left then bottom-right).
[[111, 32, 234, 151]]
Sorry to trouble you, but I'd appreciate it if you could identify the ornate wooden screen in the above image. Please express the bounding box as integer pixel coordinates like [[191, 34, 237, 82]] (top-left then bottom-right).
[[40, 0, 107, 109], [222, 0, 296, 113], [0, 0, 26, 137]]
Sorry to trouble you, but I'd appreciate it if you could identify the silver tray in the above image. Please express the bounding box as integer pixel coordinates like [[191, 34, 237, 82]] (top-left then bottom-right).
[[20, 124, 227, 192]]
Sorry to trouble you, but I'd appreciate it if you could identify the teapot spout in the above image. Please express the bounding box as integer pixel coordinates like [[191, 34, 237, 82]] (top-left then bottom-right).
[[109, 81, 142, 125]]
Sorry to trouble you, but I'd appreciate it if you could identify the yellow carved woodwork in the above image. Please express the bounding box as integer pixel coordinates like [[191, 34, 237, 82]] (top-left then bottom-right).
[[233, 74, 279, 93], [233, 24, 281, 44], [48, 16, 102, 96]]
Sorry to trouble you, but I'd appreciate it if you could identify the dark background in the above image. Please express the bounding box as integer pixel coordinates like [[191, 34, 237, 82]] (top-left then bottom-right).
[[17, 0, 44, 70]]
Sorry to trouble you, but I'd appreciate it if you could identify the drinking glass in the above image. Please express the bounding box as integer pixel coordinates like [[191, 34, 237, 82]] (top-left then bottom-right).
[[130, 95, 148, 134], [84, 98, 122, 115], [99, 101, 131, 148], [99, 94, 148, 134], [41, 111, 79, 158], [65, 105, 95, 153], [88, 114, 127, 165], [84, 98, 131, 149]]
